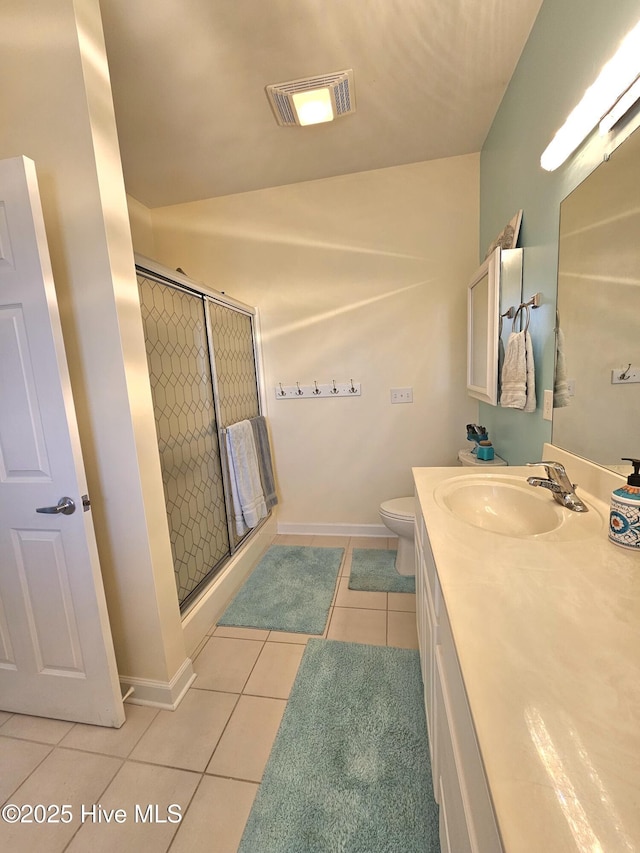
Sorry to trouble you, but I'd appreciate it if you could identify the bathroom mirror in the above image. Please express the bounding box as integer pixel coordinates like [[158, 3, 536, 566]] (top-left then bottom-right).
[[467, 246, 500, 405], [553, 124, 640, 470]]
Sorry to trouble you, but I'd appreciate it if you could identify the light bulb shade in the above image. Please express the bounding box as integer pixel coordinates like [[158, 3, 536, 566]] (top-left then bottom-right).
[[292, 87, 334, 125], [266, 70, 355, 127]]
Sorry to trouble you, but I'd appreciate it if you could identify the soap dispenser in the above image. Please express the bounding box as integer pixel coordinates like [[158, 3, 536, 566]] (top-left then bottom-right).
[[609, 458, 640, 549]]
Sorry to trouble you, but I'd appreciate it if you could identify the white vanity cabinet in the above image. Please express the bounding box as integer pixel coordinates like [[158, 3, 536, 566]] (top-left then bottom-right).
[[415, 504, 503, 853], [414, 508, 439, 796]]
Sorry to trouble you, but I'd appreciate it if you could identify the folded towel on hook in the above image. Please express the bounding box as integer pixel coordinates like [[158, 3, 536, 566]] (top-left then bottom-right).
[[524, 329, 536, 412], [225, 420, 268, 536], [500, 329, 536, 411], [249, 415, 278, 509], [553, 326, 570, 408]]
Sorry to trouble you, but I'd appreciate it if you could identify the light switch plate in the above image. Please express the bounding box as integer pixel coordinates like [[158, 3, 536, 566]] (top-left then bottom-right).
[[543, 389, 553, 421]]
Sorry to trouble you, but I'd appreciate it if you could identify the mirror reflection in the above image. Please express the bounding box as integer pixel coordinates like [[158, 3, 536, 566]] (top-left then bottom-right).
[[553, 125, 640, 470]]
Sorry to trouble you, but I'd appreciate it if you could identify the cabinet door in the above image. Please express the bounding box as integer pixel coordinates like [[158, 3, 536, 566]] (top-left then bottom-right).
[[415, 513, 439, 797], [437, 604, 504, 853], [435, 648, 474, 853]]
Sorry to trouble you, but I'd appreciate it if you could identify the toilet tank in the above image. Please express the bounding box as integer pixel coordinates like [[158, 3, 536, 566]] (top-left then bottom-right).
[[458, 449, 507, 467]]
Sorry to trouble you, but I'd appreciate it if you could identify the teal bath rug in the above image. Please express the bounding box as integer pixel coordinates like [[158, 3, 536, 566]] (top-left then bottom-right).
[[239, 639, 438, 853], [218, 545, 343, 634], [349, 548, 415, 593]]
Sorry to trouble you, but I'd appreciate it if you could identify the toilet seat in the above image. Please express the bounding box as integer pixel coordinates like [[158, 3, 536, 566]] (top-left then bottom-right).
[[380, 497, 415, 520]]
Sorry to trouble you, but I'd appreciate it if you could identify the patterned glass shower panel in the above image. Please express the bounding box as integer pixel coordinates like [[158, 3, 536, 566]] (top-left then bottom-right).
[[138, 275, 230, 607], [207, 302, 260, 429]]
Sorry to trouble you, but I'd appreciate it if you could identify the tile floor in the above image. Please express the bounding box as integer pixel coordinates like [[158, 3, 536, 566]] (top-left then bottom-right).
[[0, 535, 417, 852]]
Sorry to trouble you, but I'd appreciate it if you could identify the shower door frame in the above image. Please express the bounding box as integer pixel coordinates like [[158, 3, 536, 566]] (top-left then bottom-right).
[[135, 254, 268, 609]]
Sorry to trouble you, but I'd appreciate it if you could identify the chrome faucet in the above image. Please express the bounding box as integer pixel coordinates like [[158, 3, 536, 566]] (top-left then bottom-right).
[[526, 461, 589, 512]]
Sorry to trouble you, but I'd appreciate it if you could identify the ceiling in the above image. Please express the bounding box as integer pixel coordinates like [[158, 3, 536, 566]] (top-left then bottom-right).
[[99, 0, 543, 209]]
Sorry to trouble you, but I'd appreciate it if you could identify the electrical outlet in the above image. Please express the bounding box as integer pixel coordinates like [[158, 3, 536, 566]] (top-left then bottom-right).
[[543, 389, 553, 421], [390, 387, 413, 404]]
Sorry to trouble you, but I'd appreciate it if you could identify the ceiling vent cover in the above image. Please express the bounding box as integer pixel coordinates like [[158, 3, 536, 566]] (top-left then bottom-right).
[[266, 69, 355, 127]]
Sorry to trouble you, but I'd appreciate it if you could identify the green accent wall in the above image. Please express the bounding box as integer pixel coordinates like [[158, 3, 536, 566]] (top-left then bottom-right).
[[479, 0, 640, 463]]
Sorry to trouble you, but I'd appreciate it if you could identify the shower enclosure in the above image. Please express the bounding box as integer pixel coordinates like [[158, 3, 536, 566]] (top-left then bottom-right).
[[136, 259, 263, 611]]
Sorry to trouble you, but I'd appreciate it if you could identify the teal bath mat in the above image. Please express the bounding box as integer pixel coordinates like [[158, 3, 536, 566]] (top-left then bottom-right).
[[218, 545, 343, 634], [239, 639, 438, 853], [349, 548, 416, 593]]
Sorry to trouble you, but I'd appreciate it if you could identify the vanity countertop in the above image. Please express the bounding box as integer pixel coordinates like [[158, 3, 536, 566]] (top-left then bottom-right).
[[413, 459, 640, 853]]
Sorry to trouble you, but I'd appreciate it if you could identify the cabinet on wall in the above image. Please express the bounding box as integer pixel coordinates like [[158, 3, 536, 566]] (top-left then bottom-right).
[[415, 499, 503, 853]]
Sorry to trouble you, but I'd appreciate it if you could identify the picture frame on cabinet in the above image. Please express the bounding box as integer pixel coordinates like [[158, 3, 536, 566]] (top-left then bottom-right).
[[484, 209, 522, 259]]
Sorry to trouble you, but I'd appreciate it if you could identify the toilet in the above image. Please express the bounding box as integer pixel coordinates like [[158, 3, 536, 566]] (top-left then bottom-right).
[[379, 497, 416, 576]]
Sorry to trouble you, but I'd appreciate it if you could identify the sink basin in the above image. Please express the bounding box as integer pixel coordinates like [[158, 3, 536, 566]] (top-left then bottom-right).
[[434, 475, 603, 539]]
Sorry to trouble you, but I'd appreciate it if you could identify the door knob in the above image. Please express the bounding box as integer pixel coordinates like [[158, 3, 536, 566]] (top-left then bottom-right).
[[36, 496, 76, 515]]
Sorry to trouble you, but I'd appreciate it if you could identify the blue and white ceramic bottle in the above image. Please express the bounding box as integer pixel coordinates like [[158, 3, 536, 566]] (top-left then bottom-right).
[[609, 458, 640, 550]]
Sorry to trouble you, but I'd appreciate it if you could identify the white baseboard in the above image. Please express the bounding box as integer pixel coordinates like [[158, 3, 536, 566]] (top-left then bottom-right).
[[121, 656, 196, 711], [277, 521, 393, 538]]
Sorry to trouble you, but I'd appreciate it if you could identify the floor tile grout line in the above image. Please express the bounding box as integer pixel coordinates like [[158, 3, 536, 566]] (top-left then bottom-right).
[[193, 690, 243, 775], [237, 637, 268, 695], [59, 751, 125, 851], [165, 773, 207, 853], [1, 739, 54, 806]]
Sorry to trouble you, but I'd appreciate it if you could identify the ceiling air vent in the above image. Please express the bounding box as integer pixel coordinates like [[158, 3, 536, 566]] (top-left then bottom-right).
[[266, 69, 356, 127]]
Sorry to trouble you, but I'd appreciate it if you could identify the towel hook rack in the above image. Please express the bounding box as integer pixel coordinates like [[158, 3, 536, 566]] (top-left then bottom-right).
[[619, 363, 633, 380]]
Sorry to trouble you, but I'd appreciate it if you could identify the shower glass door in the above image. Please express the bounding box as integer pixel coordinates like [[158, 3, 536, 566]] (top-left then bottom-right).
[[138, 273, 231, 609]]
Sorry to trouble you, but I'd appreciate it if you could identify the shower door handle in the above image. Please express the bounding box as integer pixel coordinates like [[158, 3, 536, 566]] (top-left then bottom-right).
[[36, 496, 76, 516]]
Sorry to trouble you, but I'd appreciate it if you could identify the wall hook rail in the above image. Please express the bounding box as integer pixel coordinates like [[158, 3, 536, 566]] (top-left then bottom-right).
[[619, 363, 632, 380], [274, 380, 362, 399]]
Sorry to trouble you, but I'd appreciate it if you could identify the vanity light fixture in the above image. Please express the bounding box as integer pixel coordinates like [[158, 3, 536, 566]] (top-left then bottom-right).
[[599, 75, 640, 134], [540, 19, 640, 171], [266, 70, 355, 127]]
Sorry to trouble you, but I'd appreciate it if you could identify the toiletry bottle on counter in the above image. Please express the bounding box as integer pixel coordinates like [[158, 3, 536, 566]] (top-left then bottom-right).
[[609, 458, 640, 549]]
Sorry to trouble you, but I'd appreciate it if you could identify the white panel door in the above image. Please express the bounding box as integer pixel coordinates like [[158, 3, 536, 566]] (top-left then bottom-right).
[[0, 156, 124, 727]]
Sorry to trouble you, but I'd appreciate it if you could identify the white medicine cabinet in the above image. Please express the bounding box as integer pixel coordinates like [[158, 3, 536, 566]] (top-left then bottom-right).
[[466, 247, 523, 406]]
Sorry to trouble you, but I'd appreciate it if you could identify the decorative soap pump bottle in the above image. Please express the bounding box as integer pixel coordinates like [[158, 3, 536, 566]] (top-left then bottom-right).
[[609, 458, 640, 549]]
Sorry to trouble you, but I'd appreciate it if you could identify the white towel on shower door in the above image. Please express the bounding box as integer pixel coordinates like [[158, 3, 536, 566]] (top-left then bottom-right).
[[225, 420, 267, 536]]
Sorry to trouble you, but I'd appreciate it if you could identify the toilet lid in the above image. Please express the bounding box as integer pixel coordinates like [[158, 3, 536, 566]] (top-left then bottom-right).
[[380, 496, 415, 520]]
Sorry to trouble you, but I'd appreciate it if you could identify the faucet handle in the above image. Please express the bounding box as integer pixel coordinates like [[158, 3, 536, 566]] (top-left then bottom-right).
[[527, 460, 567, 475], [527, 460, 577, 491]]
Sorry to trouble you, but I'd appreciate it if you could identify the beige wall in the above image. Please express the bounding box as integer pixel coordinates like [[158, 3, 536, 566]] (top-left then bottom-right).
[[147, 155, 480, 529], [0, 0, 187, 692], [127, 194, 156, 258]]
